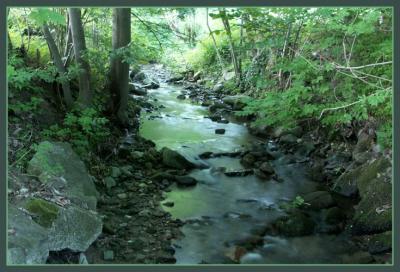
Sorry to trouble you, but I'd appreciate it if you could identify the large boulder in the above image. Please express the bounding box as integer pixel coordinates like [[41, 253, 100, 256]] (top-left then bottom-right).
[[334, 157, 392, 235], [129, 83, 147, 96], [273, 126, 303, 138], [8, 205, 49, 264], [27, 141, 99, 209], [302, 191, 336, 210], [222, 95, 251, 111], [279, 134, 298, 145], [23, 197, 102, 251], [352, 132, 374, 164], [133, 71, 160, 89], [9, 141, 104, 264], [273, 210, 315, 236], [161, 147, 196, 170], [48, 205, 102, 251]]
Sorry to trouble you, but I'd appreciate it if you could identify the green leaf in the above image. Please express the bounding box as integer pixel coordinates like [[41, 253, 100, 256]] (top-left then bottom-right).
[[29, 8, 65, 26]]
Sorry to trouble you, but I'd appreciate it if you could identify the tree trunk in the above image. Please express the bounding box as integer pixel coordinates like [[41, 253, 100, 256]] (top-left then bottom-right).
[[68, 8, 92, 107], [8, 31, 13, 52], [238, 14, 245, 90], [110, 8, 131, 126], [206, 8, 223, 71], [42, 23, 74, 108], [219, 9, 241, 85]]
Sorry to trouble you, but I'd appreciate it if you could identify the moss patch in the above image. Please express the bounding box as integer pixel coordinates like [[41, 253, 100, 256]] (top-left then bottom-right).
[[274, 211, 315, 236], [356, 157, 391, 196], [368, 231, 392, 254], [25, 198, 60, 228], [28, 141, 64, 183], [352, 174, 392, 235]]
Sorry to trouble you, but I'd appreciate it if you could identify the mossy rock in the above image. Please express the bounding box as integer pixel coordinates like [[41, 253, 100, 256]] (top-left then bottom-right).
[[302, 191, 335, 210], [324, 206, 347, 225], [25, 198, 59, 228], [350, 157, 392, 235], [8, 205, 50, 264], [27, 141, 64, 182], [161, 147, 196, 170], [27, 141, 99, 208], [352, 177, 392, 235], [356, 157, 391, 197], [274, 211, 315, 236], [368, 231, 392, 254], [334, 157, 391, 198], [333, 165, 362, 197]]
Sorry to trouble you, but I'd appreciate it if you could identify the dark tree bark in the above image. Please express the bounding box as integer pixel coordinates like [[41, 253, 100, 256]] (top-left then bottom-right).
[[8, 31, 13, 52], [109, 8, 131, 126], [42, 23, 74, 108], [68, 8, 92, 107]]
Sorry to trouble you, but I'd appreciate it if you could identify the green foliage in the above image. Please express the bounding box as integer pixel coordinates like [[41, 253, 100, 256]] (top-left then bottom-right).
[[8, 54, 57, 91], [376, 123, 392, 149], [29, 8, 65, 26], [292, 196, 306, 208], [9, 96, 44, 114], [232, 7, 392, 147], [42, 108, 110, 155], [280, 196, 308, 211]]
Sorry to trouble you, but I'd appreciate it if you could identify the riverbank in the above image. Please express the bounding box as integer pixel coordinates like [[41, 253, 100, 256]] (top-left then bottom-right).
[[164, 66, 392, 264]]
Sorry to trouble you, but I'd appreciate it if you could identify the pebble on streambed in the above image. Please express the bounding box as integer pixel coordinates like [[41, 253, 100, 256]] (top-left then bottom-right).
[[215, 128, 226, 134]]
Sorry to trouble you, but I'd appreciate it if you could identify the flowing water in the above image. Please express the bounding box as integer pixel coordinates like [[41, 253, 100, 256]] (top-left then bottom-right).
[[139, 81, 356, 264]]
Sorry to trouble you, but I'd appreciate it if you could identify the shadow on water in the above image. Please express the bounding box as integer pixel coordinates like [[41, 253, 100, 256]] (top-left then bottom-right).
[[139, 82, 355, 264]]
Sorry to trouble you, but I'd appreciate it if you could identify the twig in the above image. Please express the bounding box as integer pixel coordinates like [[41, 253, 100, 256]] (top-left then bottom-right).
[[334, 61, 392, 70], [10, 148, 33, 167], [318, 87, 391, 120], [318, 100, 362, 120]]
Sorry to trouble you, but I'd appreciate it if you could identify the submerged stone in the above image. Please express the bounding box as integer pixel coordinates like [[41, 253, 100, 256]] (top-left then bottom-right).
[[274, 211, 315, 236], [175, 176, 198, 186], [161, 147, 196, 170], [302, 191, 335, 210]]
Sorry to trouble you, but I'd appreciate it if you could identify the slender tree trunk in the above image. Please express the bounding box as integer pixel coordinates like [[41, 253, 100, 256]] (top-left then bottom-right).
[[42, 24, 74, 108], [290, 20, 304, 60], [68, 8, 92, 107], [63, 24, 74, 67], [110, 8, 131, 126], [206, 8, 223, 71], [8, 31, 13, 52], [279, 23, 292, 89], [219, 9, 240, 85], [238, 14, 245, 89]]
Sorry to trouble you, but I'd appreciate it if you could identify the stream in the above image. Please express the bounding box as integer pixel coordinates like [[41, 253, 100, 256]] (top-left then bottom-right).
[[139, 79, 356, 264]]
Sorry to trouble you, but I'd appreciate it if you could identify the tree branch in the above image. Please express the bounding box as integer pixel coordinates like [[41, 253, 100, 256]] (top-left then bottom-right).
[[334, 61, 393, 70], [131, 11, 164, 51]]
